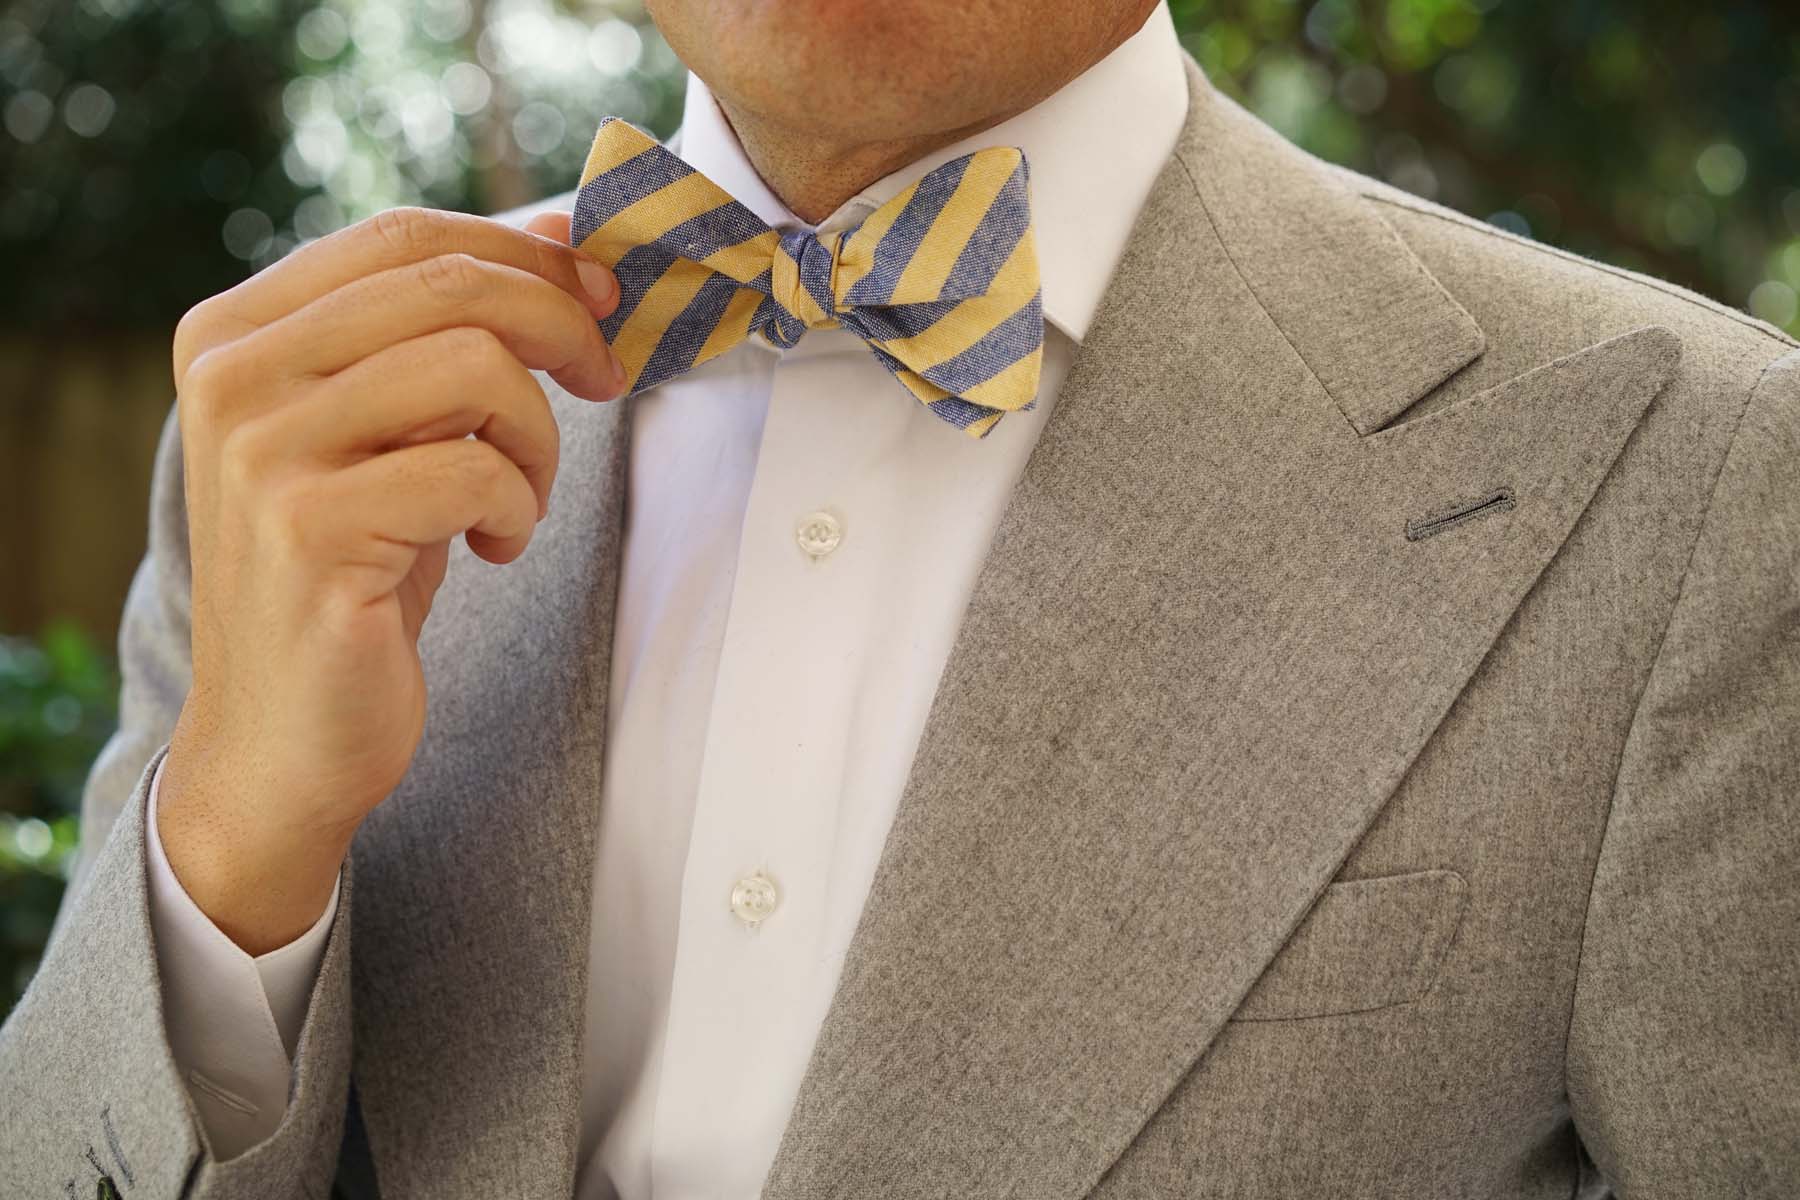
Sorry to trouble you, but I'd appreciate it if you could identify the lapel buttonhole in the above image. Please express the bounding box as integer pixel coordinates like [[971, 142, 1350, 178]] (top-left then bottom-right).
[[1405, 486, 1517, 542]]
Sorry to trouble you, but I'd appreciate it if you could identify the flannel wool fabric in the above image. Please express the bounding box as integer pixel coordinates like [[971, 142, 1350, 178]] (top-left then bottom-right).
[[570, 117, 1044, 439]]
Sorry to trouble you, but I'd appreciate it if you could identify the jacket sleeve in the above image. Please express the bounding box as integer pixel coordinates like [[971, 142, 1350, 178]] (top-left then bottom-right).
[[145, 756, 342, 1158], [1567, 347, 1800, 1196], [0, 404, 357, 1198]]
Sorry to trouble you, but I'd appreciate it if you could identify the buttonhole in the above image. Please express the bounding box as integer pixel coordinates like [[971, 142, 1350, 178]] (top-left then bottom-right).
[[1404, 487, 1516, 542]]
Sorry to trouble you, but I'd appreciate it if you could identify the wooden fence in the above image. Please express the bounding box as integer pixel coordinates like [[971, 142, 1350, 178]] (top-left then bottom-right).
[[1, 333, 175, 647]]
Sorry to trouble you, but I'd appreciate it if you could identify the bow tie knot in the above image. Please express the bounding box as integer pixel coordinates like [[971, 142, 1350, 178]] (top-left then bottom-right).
[[762, 229, 844, 349], [571, 117, 1045, 439]]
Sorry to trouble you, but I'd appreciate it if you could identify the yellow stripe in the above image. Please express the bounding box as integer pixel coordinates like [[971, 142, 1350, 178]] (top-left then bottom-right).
[[887, 150, 1021, 306], [692, 286, 766, 368], [580, 120, 656, 186], [871, 227, 1037, 367], [954, 344, 1042, 412], [893, 368, 952, 406], [608, 259, 713, 391], [962, 410, 1004, 439], [577, 236, 632, 271], [834, 180, 917, 301], [700, 229, 781, 285]]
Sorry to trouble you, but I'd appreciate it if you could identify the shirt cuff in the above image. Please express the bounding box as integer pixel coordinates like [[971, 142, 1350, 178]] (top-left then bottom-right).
[[143, 754, 341, 1157]]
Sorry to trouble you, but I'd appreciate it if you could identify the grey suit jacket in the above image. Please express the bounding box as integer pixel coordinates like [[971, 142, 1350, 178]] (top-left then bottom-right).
[[4, 56, 1797, 1199]]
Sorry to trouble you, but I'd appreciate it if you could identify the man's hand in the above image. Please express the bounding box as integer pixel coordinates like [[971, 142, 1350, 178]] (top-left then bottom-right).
[[156, 206, 618, 955]]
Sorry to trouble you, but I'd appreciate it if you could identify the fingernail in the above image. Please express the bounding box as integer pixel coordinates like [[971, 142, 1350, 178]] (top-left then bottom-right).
[[608, 353, 627, 393], [575, 259, 615, 305]]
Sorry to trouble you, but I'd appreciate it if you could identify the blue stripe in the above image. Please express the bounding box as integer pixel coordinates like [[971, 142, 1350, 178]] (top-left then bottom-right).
[[936, 162, 1030, 301], [925, 395, 994, 431], [633, 272, 748, 392], [863, 343, 914, 383], [572, 141, 694, 245], [915, 291, 1043, 395], [864, 346, 1014, 433], [838, 296, 961, 344], [843, 155, 971, 307], [762, 306, 809, 348], [748, 294, 784, 339], [652, 198, 772, 265], [777, 231, 839, 321], [598, 242, 681, 342], [867, 346, 999, 432]]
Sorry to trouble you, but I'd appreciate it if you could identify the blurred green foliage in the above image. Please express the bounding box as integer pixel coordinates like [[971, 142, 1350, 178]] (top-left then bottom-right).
[[3, 0, 1797, 334], [0, 625, 117, 1012], [0, 0, 313, 327], [0, 0, 683, 328], [1170, 0, 1800, 330]]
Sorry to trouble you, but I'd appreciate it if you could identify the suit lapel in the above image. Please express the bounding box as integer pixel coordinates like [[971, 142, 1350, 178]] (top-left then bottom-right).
[[346, 391, 631, 1197], [760, 59, 1678, 1200]]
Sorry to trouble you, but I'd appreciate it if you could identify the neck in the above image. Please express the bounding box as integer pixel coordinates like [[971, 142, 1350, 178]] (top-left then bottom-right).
[[712, 3, 1158, 225], [714, 104, 1013, 225]]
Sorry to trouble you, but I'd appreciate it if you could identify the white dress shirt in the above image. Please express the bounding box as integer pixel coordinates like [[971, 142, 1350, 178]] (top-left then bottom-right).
[[143, 8, 1187, 1195]]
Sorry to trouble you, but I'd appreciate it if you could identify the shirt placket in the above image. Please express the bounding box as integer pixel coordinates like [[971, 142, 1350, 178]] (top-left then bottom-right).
[[647, 328, 910, 1197]]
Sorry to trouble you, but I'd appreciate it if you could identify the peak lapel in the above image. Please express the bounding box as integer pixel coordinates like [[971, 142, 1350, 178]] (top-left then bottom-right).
[[761, 58, 1679, 1200], [1181, 58, 1487, 436]]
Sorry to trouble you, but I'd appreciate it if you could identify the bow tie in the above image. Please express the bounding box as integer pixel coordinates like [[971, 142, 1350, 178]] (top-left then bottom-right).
[[570, 118, 1043, 439]]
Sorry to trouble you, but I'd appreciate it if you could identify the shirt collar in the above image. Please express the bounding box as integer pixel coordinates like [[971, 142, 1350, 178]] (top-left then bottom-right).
[[671, 3, 1188, 343]]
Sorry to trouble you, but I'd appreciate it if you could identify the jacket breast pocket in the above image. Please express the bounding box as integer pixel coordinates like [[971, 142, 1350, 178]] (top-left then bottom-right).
[[1229, 869, 1468, 1021]]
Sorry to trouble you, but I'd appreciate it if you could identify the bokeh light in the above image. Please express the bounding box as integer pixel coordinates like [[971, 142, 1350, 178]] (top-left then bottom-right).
[[3, 0, 1796, 333], [254, 0, 683, 266]]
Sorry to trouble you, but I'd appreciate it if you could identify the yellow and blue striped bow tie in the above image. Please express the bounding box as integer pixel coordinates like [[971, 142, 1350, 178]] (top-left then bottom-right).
[[570, 118, 1043, 439]]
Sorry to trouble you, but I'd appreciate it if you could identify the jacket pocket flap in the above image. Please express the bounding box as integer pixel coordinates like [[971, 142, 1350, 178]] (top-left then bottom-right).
[[1230, 868, 1467, 1021]]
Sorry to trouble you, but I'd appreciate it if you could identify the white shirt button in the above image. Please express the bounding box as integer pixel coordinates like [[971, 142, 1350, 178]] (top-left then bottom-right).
[[729, 871, 779, 926], [795, 510, 843, 558]]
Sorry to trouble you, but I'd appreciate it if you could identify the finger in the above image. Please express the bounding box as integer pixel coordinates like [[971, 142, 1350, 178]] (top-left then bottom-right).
[[250, 253, 624, 402], [318, 438, 541, 570], [255, 326, 562, 519], [174, 208, 618, 378], [524, 210, 572, 244]]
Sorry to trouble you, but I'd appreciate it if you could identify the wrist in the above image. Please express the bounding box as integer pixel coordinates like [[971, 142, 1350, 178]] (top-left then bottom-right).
[[156, 744, 356, 956]]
